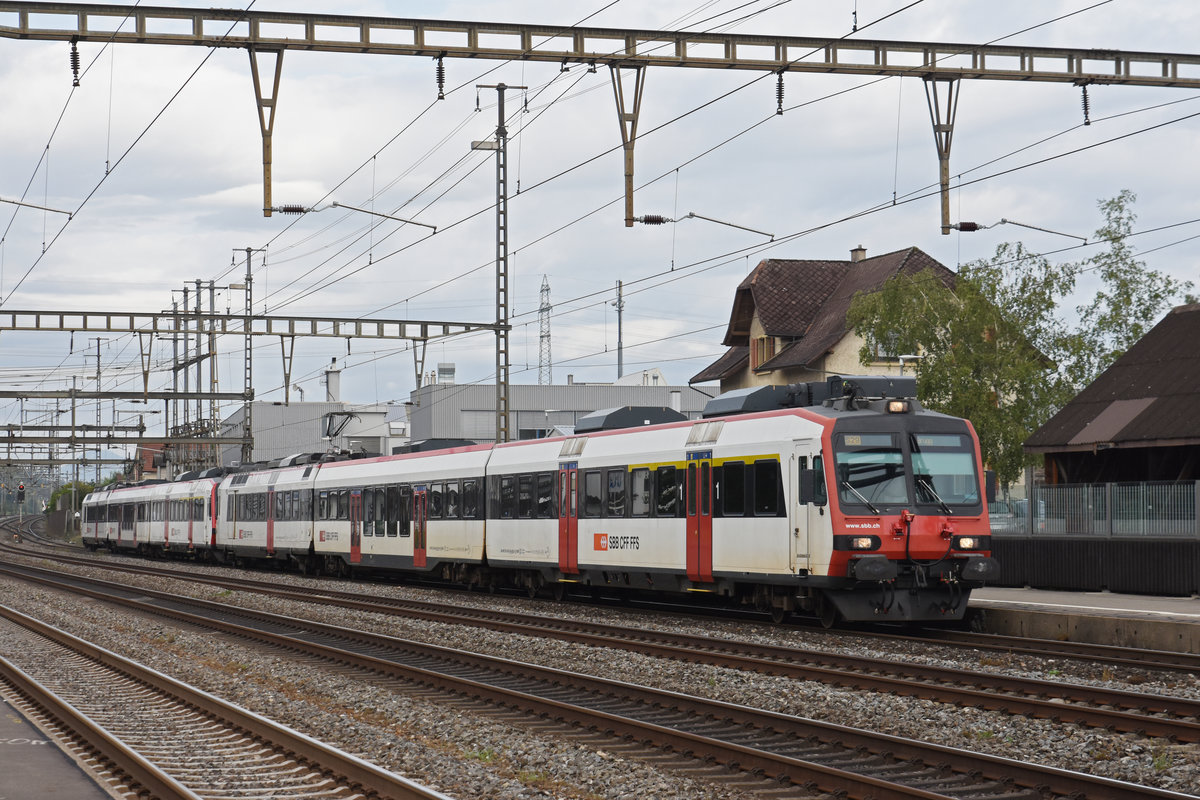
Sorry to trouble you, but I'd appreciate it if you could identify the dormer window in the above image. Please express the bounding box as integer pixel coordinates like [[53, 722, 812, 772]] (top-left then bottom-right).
[[751, 336, 776, 369]]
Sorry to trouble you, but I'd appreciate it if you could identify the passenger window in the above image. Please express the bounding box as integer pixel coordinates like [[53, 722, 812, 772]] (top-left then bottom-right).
[[583, 471, 603, 517], [374, 488, 386, 535], [386, 486, 398, 536], [462, 479, 479, 519], [722, 462, 745, 516], [363, 489, 374, 534], [630, 468, 651, 517], [518, 475, 534, 518], [656, 466, 678, 517], [754, 460, 782, 516], [429, 484, 443, 519], [606, 469, 626, 518], [399, 486, 412, 535], [445, 480, 460, 519], [500, 476, 516, 519], [536, 473, 555, 518]]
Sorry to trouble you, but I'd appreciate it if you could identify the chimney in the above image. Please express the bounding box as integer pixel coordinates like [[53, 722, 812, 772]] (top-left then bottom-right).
[[850, 245, 867, 262]]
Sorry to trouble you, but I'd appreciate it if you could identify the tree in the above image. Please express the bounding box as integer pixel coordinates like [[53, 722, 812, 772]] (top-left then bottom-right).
[[1067, 190, 1197, 388], [847, 191, 1194, 485]]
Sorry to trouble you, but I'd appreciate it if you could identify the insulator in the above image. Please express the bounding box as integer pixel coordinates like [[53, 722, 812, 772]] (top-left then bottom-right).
[[776, 72, 785, 116], [1080, 85, 1091, 126], [637, 214, 670, 225], [276, 204, 307, 215], [435, 55, 445, 101], [70, 38, 81, 87], [955, 221, 980, 232]]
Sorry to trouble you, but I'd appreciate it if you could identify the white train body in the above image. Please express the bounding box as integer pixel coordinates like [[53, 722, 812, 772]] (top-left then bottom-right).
[[81, 378, 1000, 623]]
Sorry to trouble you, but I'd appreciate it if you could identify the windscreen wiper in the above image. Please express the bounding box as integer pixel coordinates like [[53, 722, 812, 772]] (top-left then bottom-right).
[[840, 481, 879, 514], [916, 476, 952, 515]]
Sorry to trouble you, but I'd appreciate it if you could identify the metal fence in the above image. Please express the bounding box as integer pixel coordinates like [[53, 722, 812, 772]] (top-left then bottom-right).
[[991, 481, 1200, 538]]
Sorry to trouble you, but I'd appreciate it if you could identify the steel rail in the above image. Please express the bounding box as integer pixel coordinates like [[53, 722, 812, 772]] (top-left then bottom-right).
[[0, 601, 455, 800], [0, 650, 204, 800], [1, 561, 1192, 800], [9, 546, 1198, 736], [6, 542, 1198, 730]]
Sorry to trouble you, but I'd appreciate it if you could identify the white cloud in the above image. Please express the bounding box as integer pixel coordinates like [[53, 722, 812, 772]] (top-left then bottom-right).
[[2, 0, 1198, 430]]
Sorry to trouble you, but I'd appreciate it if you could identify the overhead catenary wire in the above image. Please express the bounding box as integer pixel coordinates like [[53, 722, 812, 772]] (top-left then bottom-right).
[[260, 0, 1135, 321], [2, 3, 1190, 434], [251, 0, 802, 310]]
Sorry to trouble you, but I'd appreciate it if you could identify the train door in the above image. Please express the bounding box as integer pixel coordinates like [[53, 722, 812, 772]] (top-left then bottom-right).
[[162, 499, 170, 546], [349, 489, 362, 564], [558, 463, 579, 574], [794, 439, 828, 573], [266, 488, 276, 556], [686, 451, 714, 583], [186, 497, 194, 549], [412, 487, 428, 568]]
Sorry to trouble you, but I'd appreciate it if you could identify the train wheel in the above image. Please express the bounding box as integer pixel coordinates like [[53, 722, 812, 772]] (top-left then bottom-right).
[[816, 595, 838, 629], [551, 582, 567, 603], [769, 604, 788, 624]]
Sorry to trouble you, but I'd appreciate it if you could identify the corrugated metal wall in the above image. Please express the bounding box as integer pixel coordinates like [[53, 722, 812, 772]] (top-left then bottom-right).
[[409, 383, 713, 442], [220, 402, 345, 464], [991, 538, 1200, 596]]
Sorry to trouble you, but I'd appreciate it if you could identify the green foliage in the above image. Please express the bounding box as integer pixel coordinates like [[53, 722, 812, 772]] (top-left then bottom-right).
[[847, 191, 1193, 485], [49, 481, 95, 512]]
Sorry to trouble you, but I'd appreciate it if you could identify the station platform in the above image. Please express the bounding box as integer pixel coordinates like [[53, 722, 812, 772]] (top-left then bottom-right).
[[0, 694, 116, 799], [969, 587, 1200, 654]]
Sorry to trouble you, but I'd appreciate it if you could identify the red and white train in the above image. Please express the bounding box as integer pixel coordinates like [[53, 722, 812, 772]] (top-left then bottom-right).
[[82, 376, 999, 624]]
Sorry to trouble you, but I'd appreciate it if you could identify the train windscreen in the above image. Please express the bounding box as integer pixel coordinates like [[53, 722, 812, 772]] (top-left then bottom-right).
[[909, 433, 980, 507], [834, 433, 908, 508]]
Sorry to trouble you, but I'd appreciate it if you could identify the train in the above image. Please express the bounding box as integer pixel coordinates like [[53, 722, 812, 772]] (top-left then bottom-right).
[[81, 375, 999, 625]]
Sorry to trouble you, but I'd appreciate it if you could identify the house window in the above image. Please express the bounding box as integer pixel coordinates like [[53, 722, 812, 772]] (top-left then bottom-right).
[[873, 333, 902, 361], [751, 336, 776, 369]]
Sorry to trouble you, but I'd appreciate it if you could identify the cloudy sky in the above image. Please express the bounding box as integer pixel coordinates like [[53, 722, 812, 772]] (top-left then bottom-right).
[[1, 0, 1197, 448]]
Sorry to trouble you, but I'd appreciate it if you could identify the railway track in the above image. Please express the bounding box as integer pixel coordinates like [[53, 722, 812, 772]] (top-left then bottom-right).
[[4, 531, 1195, 673], [0, 601, 452, 800], [3, 547, 1196, 744], [0, 560, 1192, 800]]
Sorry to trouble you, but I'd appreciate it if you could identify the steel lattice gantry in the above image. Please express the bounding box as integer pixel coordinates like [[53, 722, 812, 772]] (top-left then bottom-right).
[[0, 309, 502, 462], [0, 308, 499, 395], [4, 2, 1200, 233]]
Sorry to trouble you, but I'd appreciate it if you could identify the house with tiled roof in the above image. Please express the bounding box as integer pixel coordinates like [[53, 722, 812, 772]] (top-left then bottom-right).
[[690, 246, 956, 390], [1024, 302, 1200, 483]]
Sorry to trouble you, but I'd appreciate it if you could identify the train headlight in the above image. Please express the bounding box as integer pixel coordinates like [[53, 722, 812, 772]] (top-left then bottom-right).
[[834, 534, 882, 551], [953, 535, 986, 551], [886, 400, 910, 413]]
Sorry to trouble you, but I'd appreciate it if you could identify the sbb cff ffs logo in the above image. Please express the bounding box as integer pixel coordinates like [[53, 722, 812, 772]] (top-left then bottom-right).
[[594, 533, 639, 551]]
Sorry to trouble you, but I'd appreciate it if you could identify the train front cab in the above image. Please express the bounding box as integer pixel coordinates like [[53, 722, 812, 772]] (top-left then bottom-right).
[[797, 404, 999, 624]]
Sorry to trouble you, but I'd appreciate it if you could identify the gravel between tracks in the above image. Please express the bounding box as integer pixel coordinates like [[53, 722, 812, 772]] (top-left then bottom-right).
[[2, 548, 1198, 799]]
